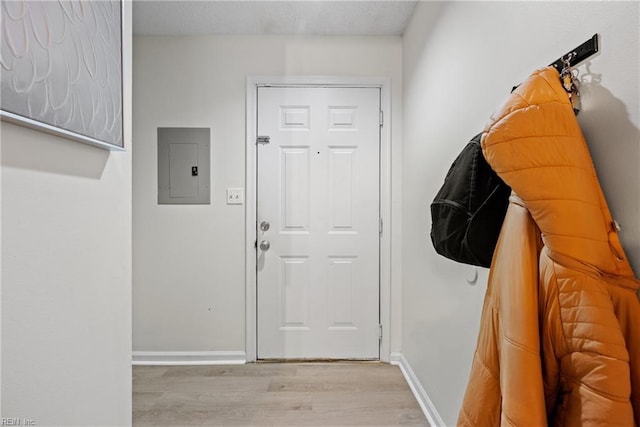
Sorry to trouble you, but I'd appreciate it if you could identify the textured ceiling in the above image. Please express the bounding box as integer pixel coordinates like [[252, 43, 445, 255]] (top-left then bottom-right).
[[133, 1, 418, 36]]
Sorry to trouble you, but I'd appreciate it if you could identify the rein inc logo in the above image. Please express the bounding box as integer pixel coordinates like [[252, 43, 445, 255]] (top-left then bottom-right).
[[1, 419, 35, 426]]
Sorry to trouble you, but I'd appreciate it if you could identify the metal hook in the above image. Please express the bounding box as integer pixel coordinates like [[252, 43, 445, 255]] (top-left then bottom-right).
[[561, 52, 576, 74], [562, 51, 577, 63], [559, 51, 581, 114], [466, 267, 479, 285]]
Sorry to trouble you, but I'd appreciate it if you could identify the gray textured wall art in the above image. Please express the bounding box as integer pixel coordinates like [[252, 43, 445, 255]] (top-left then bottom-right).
[[1, 0, 123, 149]]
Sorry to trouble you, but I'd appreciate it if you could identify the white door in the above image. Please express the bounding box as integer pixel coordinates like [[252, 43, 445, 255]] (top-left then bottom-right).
[[256, 87, 381, 359]]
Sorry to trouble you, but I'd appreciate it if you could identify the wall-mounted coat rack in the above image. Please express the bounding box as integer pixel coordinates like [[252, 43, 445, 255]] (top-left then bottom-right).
[[512, 34, 599, 94], [550, 34, 599, 72]]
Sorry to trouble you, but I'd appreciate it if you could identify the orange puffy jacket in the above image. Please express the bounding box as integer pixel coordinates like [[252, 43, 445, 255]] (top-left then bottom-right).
[[458, 67, 640, 426]]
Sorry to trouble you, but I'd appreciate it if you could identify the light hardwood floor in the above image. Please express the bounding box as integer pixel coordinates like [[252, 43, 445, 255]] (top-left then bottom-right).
[[133, 362, 429, 426]]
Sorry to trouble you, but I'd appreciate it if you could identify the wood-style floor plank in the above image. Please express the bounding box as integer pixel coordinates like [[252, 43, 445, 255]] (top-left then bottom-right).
[[133, 362, 429, 426]]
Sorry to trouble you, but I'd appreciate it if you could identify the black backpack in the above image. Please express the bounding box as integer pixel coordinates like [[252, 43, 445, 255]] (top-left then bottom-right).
[[430, 133, 511, 268]]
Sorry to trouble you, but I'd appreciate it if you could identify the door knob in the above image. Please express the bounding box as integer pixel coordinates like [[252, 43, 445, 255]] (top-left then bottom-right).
[[260, 221, 270, 232], [259, 240, 271, 251]]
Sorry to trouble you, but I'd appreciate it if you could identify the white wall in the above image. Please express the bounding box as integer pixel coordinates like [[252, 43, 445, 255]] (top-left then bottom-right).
[[402, 2, 639, 425], [0, 3, 133, 425], [132, 36, 403, 355]]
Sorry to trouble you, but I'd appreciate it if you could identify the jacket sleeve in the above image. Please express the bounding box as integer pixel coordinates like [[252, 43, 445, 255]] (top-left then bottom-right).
[[458, 301, 501, 427], [538, 257, 563, 422], [540, 251, 636, 426], [458, 201, 547, 426]]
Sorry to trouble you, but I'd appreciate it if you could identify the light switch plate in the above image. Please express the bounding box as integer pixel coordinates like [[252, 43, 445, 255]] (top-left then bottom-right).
[[226, 188, 244, 205]]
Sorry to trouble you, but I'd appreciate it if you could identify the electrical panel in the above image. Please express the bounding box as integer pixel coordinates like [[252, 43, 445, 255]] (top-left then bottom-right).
[[158, 127, 210, 205]]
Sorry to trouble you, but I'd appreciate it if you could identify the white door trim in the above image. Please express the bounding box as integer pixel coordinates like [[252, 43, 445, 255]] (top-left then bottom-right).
[[245, 76, 392, 362]]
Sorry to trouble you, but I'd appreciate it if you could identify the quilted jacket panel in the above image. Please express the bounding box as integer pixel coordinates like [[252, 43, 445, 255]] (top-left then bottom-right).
[[458, 198, 546, 427]]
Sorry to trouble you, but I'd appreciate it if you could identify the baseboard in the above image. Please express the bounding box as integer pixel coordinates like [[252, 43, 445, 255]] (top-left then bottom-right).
[[391, 353, 446, 427], [132, 351, 246, 366]]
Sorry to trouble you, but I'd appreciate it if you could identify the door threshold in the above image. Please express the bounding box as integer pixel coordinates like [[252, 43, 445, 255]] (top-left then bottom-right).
[[257, 358, 381, 364]]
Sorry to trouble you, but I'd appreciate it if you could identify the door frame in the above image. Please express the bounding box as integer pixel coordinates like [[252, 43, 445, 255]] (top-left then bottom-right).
[[245, 76, 392, 362]]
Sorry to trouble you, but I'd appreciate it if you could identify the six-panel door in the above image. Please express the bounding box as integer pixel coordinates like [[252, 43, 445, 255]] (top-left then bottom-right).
[[257, 87, 381, 359]]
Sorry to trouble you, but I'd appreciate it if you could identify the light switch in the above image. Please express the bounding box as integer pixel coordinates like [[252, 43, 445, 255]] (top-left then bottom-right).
[[227, 188, 244, 205]]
